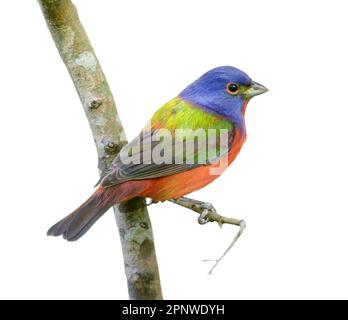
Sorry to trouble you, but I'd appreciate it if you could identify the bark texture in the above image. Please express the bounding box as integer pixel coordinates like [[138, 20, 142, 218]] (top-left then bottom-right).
[[38, 0, 162, 300]]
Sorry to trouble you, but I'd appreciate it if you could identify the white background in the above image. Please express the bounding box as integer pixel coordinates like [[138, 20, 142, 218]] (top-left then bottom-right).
[[0, 0, 347, 300]]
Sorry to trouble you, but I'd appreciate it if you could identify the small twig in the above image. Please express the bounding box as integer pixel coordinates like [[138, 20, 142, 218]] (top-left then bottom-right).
[[203, 220, 246, 275], [168, 196, 246, 274]]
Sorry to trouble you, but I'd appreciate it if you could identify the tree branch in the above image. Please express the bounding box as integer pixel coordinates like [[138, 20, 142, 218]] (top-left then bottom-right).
[[38, 0, 162, 299], [169, 197, 246, 274]]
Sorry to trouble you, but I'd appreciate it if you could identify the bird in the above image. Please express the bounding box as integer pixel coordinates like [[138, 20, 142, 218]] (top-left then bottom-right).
[[48, 66, 268, 241]]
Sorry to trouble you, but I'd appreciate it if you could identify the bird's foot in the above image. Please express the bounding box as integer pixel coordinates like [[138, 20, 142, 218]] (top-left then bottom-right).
[[198, 209, 210, 225], [196, 202, 216, 225]]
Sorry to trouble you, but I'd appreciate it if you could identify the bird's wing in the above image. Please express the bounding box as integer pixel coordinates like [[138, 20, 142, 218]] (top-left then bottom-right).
[[100, 98, 234, 187]]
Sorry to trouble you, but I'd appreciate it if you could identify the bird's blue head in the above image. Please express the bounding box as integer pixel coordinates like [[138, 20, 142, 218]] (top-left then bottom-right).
[[179, 66, 267, 128]]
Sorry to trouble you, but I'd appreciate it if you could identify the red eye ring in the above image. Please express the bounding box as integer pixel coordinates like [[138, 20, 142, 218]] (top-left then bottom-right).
[[226, 82, 239, 95]]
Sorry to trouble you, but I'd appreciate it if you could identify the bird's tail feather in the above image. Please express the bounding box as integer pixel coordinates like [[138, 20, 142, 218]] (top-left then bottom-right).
[[47, 187, 114, 241]]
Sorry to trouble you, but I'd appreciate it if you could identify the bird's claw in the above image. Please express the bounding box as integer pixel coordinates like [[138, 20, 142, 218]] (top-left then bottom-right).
[[196, 202, 217, 225], [197, 209, 210, 225], [199, 202, 214, 211]]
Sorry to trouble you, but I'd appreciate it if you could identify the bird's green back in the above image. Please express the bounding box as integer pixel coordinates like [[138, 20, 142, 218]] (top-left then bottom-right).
[[151, 97, 233, 132]]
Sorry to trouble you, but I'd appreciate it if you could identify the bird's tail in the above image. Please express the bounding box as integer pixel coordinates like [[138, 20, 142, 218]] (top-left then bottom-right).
[[47, 187, 116, 241]]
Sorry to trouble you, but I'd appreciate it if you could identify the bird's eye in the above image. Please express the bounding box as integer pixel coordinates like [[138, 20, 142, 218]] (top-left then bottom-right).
[[226, 82, 239, 95]]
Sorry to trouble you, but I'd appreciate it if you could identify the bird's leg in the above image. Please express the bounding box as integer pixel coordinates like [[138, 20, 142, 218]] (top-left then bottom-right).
[[168, 196, 246, 274]]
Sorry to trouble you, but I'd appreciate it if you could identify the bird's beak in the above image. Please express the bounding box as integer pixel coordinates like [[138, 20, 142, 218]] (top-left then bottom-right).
[[246, 80, 268, 97]]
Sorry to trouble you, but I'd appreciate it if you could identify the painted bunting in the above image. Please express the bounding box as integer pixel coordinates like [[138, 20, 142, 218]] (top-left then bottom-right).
[[48, 66, 268, 241]]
